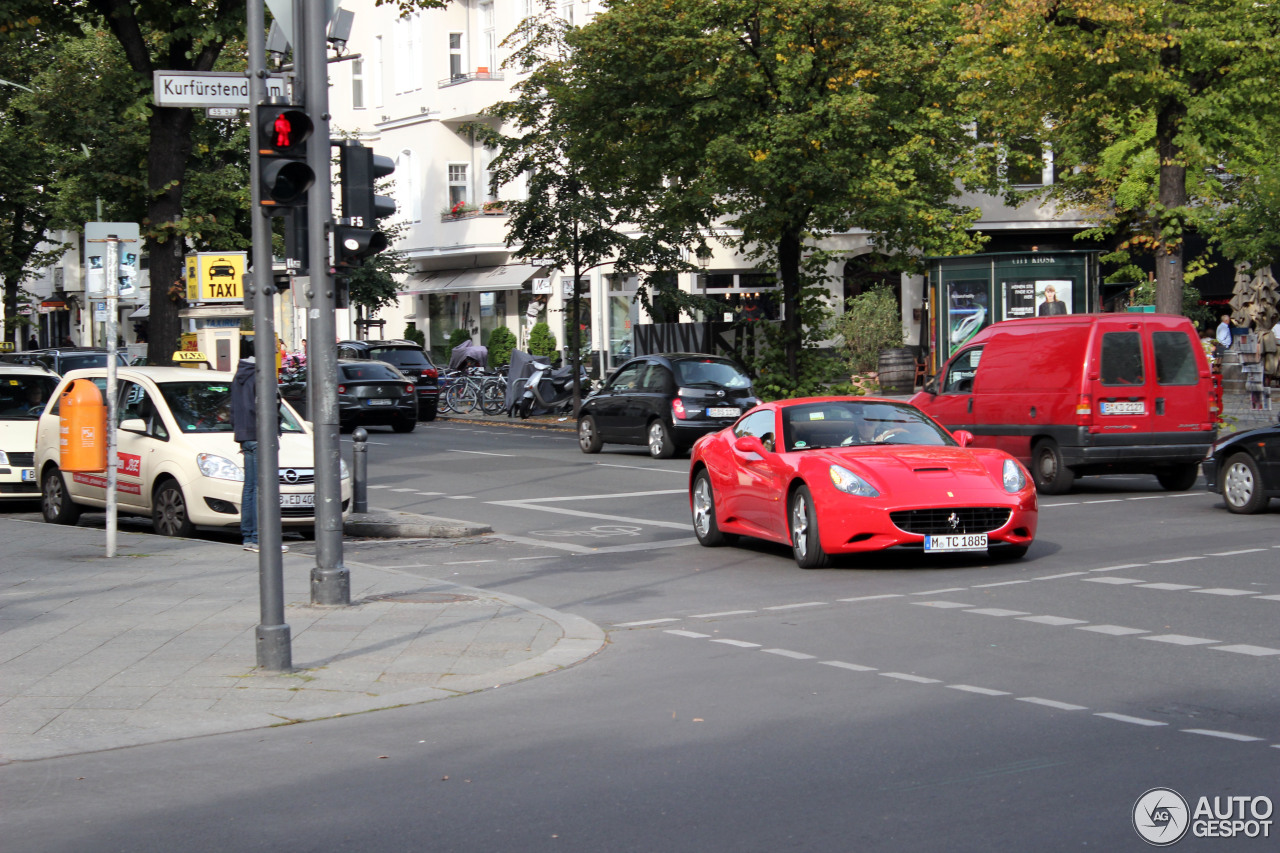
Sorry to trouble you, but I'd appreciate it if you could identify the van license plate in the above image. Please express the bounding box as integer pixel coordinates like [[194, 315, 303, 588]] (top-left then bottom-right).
[[707, 407, 741, 418], [925, 533, 988, 552], [1101, 401, 1145, 415], [366, 398, 393, 406], [280, 493, 315, 507]]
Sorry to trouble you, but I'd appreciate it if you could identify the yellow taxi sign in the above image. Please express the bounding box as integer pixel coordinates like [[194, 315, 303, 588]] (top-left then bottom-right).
[[184, 252, 246, 303], [0, 341, 14, 352], [172, 351, 211, 369]]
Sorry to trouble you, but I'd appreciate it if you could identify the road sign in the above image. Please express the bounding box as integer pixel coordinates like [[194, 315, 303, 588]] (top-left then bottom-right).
[[85, 222, 141, 299], [207, 107, 239, 119], [153, 71, 286, 108], [185, 252, 247, 303]]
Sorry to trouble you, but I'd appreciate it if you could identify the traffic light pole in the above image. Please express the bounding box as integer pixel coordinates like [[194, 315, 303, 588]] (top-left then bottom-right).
[[301, 0, 350, 606], [248, 0, 291, 671]]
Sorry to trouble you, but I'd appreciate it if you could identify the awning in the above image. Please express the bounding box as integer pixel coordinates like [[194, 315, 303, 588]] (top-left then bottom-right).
[[408, 264, 544, 294], [129, 305, 149, 320]]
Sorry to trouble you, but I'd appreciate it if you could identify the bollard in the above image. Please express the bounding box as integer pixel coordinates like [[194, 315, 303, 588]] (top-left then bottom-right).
[[352, 427, 368, 514]]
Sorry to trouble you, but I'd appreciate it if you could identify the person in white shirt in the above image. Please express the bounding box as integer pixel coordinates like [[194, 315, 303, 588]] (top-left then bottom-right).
[[1216, 314, 1233, 355]]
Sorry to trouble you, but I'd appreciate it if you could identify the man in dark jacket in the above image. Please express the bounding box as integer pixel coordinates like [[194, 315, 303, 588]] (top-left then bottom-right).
[[229, 340, 286, 553]]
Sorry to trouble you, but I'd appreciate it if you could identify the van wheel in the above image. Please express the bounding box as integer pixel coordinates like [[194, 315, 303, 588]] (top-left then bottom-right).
[[41, 466, 81, 525], [1031, 439, 1075, 495], [153, 480, 195, 538], [1221, 453, 1268, 514], [1156, 463, 1199, 492]]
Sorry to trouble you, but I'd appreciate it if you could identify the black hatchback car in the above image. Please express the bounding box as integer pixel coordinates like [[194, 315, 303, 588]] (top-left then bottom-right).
[[578, 353, 757, 458], [337, 340, 439, 420], [1202, 417, 1280, 513], [280, 359, 418, 433], [0, 347, 130, 375]]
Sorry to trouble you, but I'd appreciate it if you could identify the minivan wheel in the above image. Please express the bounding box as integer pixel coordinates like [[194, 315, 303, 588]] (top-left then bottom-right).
[[152, 480, 195, 538], [578, 415, 603, 453], [1222, 453, 1268, 514], [41, 466, 81, 525], [1031, 439, 1075, 495], [648, 419, 676, 459], [1155, 463, 1199, 492]]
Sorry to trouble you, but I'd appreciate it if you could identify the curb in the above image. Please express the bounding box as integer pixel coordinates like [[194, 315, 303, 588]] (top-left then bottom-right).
[[344, 507, 492, 538]]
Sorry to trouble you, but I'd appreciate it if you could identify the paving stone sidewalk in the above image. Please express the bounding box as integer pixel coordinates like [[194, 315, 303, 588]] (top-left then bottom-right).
[[0, 518, 604, 763]]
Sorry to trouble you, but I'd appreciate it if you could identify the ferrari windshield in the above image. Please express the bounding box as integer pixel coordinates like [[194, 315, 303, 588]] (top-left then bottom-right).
[[782, 401, 953, 452]]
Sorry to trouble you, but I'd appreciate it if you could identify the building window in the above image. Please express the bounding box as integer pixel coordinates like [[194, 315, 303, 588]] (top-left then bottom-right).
[[449, 32, 464, 79], [480, 3, 497, 72], [370, 36, 384, 109], [351, 58, 364, 109], [395, 150, 421, 222], [560, 0, 574, 26], [395, 15, 422, 93], [448, 163, 470, 207]]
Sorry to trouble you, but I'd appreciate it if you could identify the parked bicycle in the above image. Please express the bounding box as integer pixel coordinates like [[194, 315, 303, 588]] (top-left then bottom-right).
[[441, 367, 505, 415]]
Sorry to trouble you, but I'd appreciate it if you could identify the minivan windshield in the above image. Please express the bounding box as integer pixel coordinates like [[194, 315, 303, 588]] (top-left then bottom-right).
[[672, 358, 751, 389], [368, 348, 431, 370], [158, 382, 305, 434], [0, 375, 59, 420]]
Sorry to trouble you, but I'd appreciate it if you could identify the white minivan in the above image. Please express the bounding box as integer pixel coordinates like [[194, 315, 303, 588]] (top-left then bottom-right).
[[0, 365, 61, 500]]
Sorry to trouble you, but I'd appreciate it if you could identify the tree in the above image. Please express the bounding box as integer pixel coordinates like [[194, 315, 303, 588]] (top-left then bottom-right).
[[564, 0, 983, 386], [956, 0, 1280, 313], [344, 219, 412, 334]]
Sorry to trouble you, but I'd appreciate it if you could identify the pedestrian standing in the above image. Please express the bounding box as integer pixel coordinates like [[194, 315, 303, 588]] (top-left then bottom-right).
[[26, 333, 38, 350], [229, 340, 287, 553], [1216, 314, 1233, 362]]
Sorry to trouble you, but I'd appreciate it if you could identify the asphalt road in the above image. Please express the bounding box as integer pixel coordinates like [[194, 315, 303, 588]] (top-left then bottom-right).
[[5, 420, 1279, 851]]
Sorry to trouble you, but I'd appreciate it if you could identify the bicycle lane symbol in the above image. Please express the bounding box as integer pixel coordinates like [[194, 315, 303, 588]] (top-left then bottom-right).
[[530, 525, 644, 539]]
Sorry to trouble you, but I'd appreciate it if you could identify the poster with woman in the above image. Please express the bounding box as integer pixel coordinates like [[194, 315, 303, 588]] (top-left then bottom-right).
[[1036, 280, 1072, 315]]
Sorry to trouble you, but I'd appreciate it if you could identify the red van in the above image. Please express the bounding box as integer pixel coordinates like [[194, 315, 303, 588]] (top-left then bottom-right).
[[911, 314, 1218, 494]]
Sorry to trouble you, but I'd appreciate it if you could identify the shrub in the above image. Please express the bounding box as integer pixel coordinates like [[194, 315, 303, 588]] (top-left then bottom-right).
[[487, 326, 517, 368], [448, 328, 472, 349], [826, 285, 904, 375], [527, 321, 558, 358], [403, 324, 425, 349]]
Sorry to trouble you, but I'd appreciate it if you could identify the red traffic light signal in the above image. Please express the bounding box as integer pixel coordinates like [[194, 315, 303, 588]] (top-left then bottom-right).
[[256, 104, 315, 209]]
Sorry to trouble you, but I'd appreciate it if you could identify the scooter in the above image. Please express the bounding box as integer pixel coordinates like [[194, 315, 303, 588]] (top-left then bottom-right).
[[516, 360, 584, 419]]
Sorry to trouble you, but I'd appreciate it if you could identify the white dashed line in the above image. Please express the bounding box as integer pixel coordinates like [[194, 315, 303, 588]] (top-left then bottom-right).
[[1127, 495, 1164, 500], [1095, 712, 1166, 727], [443, 560, 494, 565], [1083, 577, 1145, 585], [390, 488, 417, 492], [971, 580, 1029, 588], [445, 495, 476, 500], [1091, 564, 1146, 572], [1077, 625, 1149, 636], [690, 610, 757, 618], [664, 629, 711, 639], [1137, 583, 1201, 591], [1192, 588, 1255, 597], [1084, 499, 1124, 504], [820, 660, 877, 672], [711, 639, 761, 648], [1151, 556, 1204, 564], [1254, 595, 1280, 602], [913, 601, 975, 609], [1018, 697, 1088, 711], [1182, 729, 1263, 743], [763, 602, 827, 611], [1044, 502, 1079, 506], [1035, 572, 1087, 580], [366, 484, 390, 489], [1141, 634, 1221, 646], [947, 684, 1011, 696], [1210, 645, 1280, 657], [615, 618, 679, 627], [416, 491, 444, 496], [965, 608, 1031, 617], [881, 672, 942, 684], [1206, 549, 1267, 556], [762, 648, 816, 660], [1019, 615, 1089, 626], [837, 594, 903, 602], [912, 588, 968, 595]]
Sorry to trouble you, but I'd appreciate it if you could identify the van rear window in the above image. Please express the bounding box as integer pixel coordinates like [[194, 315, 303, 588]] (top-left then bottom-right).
[[1100, 332, 1145, 386], [1152, 331, 1198, 385]]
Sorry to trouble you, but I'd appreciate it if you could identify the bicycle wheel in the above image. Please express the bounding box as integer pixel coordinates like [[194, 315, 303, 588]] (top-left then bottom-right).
[[446, 381, 478, 414], [437, 376, 455, 413], [480, 378, 505, 415]]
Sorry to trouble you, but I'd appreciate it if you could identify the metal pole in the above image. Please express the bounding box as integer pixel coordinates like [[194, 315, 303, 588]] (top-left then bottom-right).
[[249, 0, 292, 671], [351, 427, 367, 513], [303, 0, 350, 605], [105, 237, 119, 559]]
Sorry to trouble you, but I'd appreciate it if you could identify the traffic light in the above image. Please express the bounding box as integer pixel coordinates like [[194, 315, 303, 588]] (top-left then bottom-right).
[[256, 101, 315, 210], [334, 139, 396, 268]]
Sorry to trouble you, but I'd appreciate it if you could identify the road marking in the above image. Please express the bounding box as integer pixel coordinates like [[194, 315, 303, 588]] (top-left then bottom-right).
[[762, 648, 816, 660], [913, 601, 975, 609], [1077, 625, 1149, 636], [1137, 583, 1201, 591], [596, 463, 686, 475], [1084, 499, 1124, 504], [493, 489, 686, 504], [1210, 644, 1280, 656], [1182, 729, 1263, 742], [366, 484, 390, 489], [614, 618, 680, 627], [1018, 615, 1088, 626], [1083, 576, 1144, 585], [664, 629, 711, 639], [443, 560, 494, 565], [1151, 556, 1203, 564], [1043, 502, 1079, 506], [912, 588, 968, 595], [1254, 595, 1280, 602], [1127, 495, 1165, 500], [1206, 548, 1267, 556], [837, 594, 903, 602], [444, 495, 475, 500], [763, 602, 827, 611], [965, 608, 1031, 617], [711, 639, 761, 648], [948, 684, 1010, 696], [1090, 563, 1146, 572], [486, 500, 691, 530], [1018, 697, 1088, 711], [971, 580, 1029, 588], [881, 672, 941, 684], [390, 488, 417, 492], [415, 491, 444, 496], [1192, 588, 1255, 596], [1141, 634, 1221, 646], [1095, 712, 1166, 727], [820, 660, 877, 672], [446, 449, 515, 457], [691, 610, 757, 618], [1035, 572, 1087, 580]]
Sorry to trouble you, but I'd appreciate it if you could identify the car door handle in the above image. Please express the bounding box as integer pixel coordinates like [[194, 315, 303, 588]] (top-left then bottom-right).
[[967, 398, 973, 414]]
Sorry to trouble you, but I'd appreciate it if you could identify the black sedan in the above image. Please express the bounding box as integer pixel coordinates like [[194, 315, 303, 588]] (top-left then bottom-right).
[[280, 359, 418, 433], [1203, 418, 1280, 513], [577, 353, 757, 458]]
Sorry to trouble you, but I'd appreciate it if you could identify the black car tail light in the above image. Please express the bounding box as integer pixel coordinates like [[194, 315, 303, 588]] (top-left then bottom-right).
[[404, 384, 414, 395], [337, 384, 346, 394], [672, 398, 687, 420], [425, 367, 438, 380]]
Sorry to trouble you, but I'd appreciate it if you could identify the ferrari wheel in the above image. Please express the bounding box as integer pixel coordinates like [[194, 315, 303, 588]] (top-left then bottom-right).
[[1222, 453, 1268, 514], [1031, 439, 1075, 495], [788, 485, 830, 569], [691, 470, 733, 547], [578, 415, 603, 454], [648, 419, 676, 459]]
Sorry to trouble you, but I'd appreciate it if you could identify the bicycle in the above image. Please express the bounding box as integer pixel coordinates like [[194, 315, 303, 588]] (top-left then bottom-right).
[[443, 367, 506, 415]]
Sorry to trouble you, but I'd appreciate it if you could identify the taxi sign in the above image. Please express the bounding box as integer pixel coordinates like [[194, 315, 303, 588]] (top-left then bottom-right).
[[185, 252, 247, 303], [0, 341, 13, 352], [173, 351, 212, 369]]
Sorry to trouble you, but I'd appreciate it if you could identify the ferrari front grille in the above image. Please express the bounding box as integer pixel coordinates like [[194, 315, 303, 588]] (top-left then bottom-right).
[[890, 507, 1012, 535]]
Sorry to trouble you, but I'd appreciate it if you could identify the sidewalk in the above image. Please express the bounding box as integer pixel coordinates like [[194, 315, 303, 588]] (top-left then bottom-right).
[[0, 517, 605, 763]]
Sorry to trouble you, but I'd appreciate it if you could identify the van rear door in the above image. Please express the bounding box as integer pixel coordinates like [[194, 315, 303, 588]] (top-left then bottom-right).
[[1147, 321, 1212, 434], [1092, 325, 1153, 436]]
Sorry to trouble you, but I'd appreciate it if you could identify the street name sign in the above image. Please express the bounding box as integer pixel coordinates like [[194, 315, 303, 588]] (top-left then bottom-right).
[[153, 71, 286, 108]]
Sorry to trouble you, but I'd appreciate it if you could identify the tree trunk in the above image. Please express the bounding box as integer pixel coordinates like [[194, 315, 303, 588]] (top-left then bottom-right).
[[778, 228, 803, 384], [1154, 42, 1186, 317], [144, 106, 195, 365]]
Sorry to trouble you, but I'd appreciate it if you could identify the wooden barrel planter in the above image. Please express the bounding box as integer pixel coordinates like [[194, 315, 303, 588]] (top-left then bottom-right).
[[877, 347, 917, 395]]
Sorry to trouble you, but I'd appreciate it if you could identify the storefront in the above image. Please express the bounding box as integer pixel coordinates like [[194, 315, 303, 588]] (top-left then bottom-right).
[[925, 250, 1101, 372]]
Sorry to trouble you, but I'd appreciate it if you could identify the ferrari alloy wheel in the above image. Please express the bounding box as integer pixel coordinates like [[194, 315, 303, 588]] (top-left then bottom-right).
[[648, 419, 676, 459], [691, 470, 731, 547], [578, 415, 603, 454], [1031, 438, 1075, 495], [1222, 453, 1268, 514], [41, 466, 82, 526], [788, 485, 830, 569], [152, 480, 195, 538]]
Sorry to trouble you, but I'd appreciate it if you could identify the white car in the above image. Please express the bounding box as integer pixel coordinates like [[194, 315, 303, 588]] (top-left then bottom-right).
[[34, 366, 351, 537], [0, 365, 61, 499]]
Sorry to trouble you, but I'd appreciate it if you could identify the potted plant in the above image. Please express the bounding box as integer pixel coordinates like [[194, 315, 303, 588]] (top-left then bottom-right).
[[827, 285, 912, 393]]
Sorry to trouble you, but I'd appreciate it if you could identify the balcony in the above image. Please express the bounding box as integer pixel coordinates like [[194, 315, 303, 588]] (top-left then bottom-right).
[[434, 69, 510, 123]]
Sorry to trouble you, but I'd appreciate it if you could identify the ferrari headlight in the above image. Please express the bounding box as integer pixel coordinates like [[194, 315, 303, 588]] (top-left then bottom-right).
[[197, 453, 244, 482], [829, 464, 879, 497], [1002, 458, 1027, 493]]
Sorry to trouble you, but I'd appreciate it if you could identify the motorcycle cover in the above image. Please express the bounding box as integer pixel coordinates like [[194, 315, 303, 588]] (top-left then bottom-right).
[[505, 349, 550, 415], [449, 340, 490, 371]]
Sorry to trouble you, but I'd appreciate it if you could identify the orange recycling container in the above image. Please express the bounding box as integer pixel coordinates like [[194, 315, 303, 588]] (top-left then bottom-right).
[[59, 379, 107, 473]]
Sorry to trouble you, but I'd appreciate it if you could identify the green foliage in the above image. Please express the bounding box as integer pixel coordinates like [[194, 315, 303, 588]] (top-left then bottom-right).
[[448, 328, 472, 349], [826, 286, 906, 375], [486, 326, 517, 368], [1127, 281, 1214, 330], [527, 322, 558, 359], [403, 324, 425, 348]]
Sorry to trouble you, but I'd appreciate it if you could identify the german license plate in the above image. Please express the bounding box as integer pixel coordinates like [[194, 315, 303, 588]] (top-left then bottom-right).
[[924, 533, 988, 552], [707, 407, 741, 418], [280, 493, 315, 507], [21, 469, 35, 482], [366, 398, 393, 406], [1101, 400, 1145, 415]]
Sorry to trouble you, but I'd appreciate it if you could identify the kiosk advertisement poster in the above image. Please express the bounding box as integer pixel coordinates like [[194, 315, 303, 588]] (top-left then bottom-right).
[[1002, 280, 1036, 320], [1035, 279, 1072, 316], [946, 280, 989, 351]]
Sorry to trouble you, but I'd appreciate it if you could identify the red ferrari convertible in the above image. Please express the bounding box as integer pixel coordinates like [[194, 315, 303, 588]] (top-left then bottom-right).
[[688, 397, 1038, 568]]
